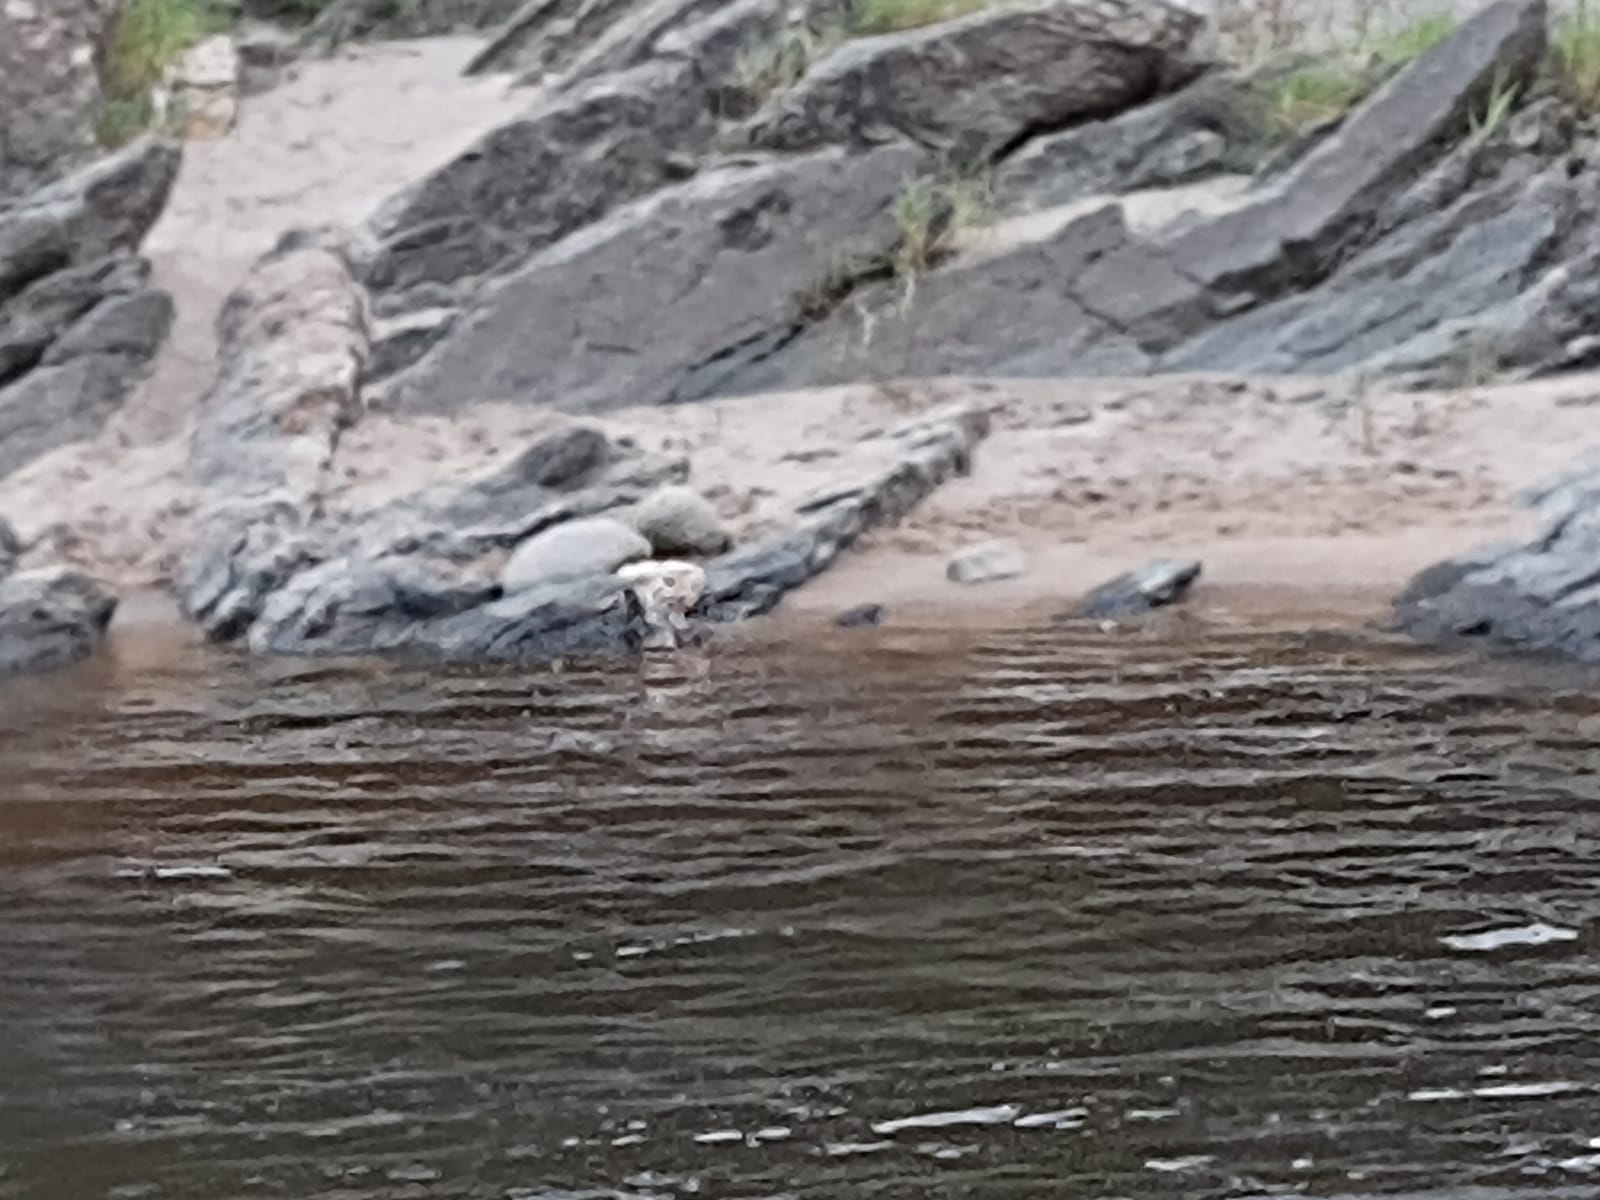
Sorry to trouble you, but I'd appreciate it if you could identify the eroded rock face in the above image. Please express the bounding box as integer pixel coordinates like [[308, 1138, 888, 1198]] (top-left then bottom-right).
[[0, 139, 180, 481], [180, 235, 368, 641], [734, 0, 1203, 159], [374, 143, 925, 408], [359, 59, 714, 304], [0, 567, 117, 679], [0, 0, 115, 200]]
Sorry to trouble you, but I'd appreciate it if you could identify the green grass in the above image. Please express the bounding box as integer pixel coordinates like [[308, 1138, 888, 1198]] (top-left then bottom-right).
[[1259, 11, 1458, 140], [848, 0, 997, 36], [1553, 1, 1600, 110], [97, 0, 226, 146]]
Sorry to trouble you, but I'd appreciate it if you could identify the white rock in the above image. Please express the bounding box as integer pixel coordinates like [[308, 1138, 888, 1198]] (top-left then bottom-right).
[[500, 517, 650, 592], [617, 559, 707, 650], [946, 538, 1028, 585]]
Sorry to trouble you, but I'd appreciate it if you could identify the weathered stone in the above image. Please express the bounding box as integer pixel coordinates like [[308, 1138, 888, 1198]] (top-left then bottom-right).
[[617, 557, 707, 648], [0, 142, 179, 481], [0, 355, 150, 481], [1391, 465, 1600, 662], [1162, 0, 1548, 298], [994, 64, 1281, 212], [0, 138, 180, 302], [0, 518, 21, 578], [835, 602, 885, 627], [179, 239, 367, 640], [717, 202, 1160, 396], [468, 0, 639, 77], [0, 255, 150, 380], [1065, 558, 1201, 619], [629, 485, 731, 557], [700, 401, 990, 620], [0, 566, 117, 678], [0, 0, 115, 199], [163, 34, 240, 140], [296, 0, 524, 44], [734, 0, 1202, 160], [377, 143, 925, 410], [360, 60, 713, 300], [946, 538, 1027, 584], [499, 516, 651, 591]]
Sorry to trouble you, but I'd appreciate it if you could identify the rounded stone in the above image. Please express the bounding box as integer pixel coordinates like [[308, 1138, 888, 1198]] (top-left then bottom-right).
[[500, 516, 651, 592]]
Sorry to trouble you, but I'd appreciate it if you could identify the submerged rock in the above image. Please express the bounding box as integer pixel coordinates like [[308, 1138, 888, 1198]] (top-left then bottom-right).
[[1064, 558, 1202, 620], [0, 567, 117, 678], [946, 538, 1028, 585], [499, 516, 652, 591]]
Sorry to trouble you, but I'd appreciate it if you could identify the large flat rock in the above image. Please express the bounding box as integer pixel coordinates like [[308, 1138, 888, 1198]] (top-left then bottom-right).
[[379, 142, 926, 412], [735, 0, 1203, 159]]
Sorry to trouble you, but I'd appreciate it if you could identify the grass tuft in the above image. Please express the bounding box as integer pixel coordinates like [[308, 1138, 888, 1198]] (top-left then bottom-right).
[[1257, 11, 1457, 141], [1553, 0, 1600, 111], [97, 0, 225, 146], [848, 0, 996, 36]]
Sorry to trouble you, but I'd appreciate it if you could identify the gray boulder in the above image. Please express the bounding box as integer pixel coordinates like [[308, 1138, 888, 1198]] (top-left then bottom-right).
[[0, 139, 180, 480], [734, 0, 1202, 160], [0, 0, 115, 200], [375, 143, 924, 408], [0, 567, 117, 678], [946, 538, 1028, 584], [499, 516, 651, 591], [359, 60, 713, 304], [630, 485, 731, 557], [1393, 464, 1600, 662], [1064, 558, 1201, 619]]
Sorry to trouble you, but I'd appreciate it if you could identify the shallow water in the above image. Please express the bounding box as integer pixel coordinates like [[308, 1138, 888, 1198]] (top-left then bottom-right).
[[5, 622, 1600, 1200]]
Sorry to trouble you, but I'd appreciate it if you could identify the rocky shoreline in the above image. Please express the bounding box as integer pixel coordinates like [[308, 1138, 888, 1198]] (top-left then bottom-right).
[[4, 0, 1600, 677]]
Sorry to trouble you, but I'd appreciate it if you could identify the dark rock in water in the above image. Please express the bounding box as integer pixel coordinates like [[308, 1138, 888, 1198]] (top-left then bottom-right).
[[733, 0, 1202, 160], [0, 567, 117, 678], [835, 603, 885, 628], [1393, 463, 1600, 662], [1064, 558, 1202, 620], [700, 402, 989, 621]]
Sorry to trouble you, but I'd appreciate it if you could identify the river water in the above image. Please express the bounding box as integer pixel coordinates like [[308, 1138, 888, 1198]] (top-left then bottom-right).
[[4, 621, 1600, 1200]]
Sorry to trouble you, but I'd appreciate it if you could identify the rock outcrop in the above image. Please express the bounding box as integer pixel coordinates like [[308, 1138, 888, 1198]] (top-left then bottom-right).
[[1066, 558, 1202, 619], [0, 0, 116, 200], [180, 234, 368, 641], [733, 0, 1203, 159], [0, 566, 118, 679], [1393, 463, 1600, 663], [373, 142, 925, 407], [0, 139, 179, 481]]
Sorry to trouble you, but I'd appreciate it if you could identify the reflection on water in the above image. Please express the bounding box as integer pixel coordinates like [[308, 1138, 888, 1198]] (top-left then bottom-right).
[[4, 621, 1600, 1199]]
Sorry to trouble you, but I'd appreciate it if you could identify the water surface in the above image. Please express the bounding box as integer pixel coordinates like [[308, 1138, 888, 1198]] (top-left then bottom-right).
[[4, 623, 1600, 1199]]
